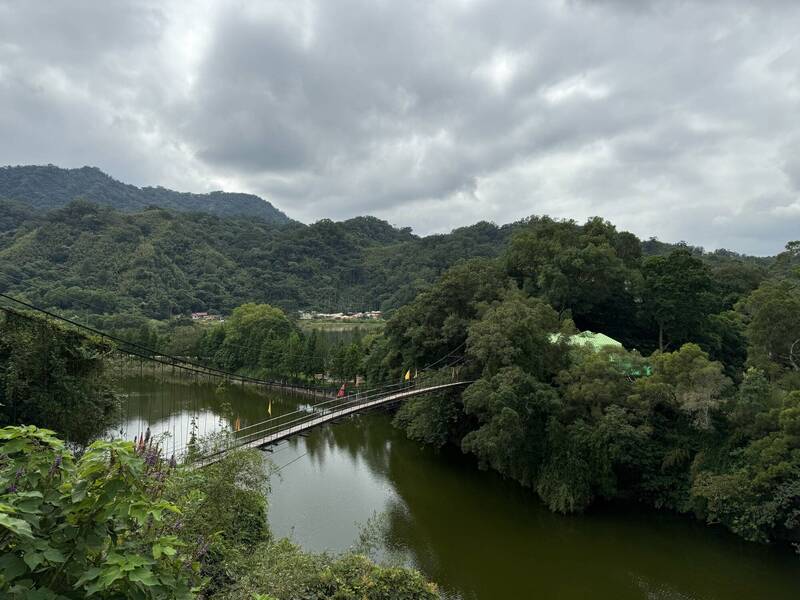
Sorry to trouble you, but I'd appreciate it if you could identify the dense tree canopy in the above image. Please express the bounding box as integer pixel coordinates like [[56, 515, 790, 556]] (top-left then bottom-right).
[[377, 234, 800, 546], [642, 249, 717, 351], [740, 279, 800, 376], [0, 309, 118, 444], [0, 201, 512, 320]]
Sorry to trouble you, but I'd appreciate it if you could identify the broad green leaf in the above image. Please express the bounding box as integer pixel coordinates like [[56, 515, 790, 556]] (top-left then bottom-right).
[[22, 551, 43, 571], [127, 566, 159, 586], [0, 513, 34, 539], [43, 548, 66, 563], [0, 553, 27, 581], [73, 566, 102, 588]]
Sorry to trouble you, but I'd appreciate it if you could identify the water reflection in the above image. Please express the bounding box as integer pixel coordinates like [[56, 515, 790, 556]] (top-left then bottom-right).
[[119, 378, 800, 600], [110, 376, 303, 457], [270, 415, 800, 600]]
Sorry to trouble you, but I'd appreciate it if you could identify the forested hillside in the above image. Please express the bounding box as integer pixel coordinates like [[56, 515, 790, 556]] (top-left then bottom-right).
[[0, 165, 292, 223], [0, 194, 790, 331], [0, 200, 513, 320]]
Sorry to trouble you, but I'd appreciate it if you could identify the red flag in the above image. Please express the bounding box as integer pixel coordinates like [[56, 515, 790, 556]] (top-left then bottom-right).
[[337, 383, 346, 398]]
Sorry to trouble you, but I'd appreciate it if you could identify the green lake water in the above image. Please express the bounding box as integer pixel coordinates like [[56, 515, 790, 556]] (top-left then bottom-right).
[[115, 378, 800, 600]]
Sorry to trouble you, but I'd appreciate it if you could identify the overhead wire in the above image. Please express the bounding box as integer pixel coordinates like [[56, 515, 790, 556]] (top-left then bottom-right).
[[0, 292, 332, 392], [1, 293, 471, 465]]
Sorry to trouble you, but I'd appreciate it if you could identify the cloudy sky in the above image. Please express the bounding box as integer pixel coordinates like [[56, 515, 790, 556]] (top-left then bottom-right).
[[1, 0, 799, 254]]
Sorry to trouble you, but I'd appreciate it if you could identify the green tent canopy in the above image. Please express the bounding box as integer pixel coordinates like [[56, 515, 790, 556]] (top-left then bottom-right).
[[549, 330, 653, 377], [549, 330, 624, 351]]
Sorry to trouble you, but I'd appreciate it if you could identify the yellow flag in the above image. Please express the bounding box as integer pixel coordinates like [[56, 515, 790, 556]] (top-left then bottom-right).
[[404, 369, 412, 381], [268, 400, 272, 417], [234, 416, 241, 431]]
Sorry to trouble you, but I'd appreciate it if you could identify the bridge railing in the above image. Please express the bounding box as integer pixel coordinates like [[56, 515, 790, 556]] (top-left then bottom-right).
[[181, 380, 462, 464], [177, 382, 415, 461], [231, 380, 413, 435]]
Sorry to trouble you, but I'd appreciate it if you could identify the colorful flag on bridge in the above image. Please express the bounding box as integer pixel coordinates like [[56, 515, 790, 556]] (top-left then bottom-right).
[[337, 383, 346, 397], [268, 400, 272, 417], [404, 369, 412, 381]]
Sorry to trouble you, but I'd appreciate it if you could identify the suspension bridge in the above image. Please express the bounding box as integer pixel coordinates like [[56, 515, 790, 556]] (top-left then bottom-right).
[[187, 379, 471, 468], [0, 293, 470, 468]]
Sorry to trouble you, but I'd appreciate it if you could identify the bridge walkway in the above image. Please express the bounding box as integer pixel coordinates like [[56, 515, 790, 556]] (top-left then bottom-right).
[[190, 380, 471, 468]]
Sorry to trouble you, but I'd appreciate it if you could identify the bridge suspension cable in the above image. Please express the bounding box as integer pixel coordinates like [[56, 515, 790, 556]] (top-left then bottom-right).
[[0, 292, 473, 466], [0, 292, 332, 393]]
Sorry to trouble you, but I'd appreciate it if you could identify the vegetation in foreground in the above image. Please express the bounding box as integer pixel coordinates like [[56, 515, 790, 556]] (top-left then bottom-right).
[[0, 308, 118, 446], [0, 425, 439, 599]]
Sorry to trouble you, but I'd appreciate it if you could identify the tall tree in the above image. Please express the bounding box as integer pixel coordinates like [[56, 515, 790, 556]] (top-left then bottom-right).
[[0, 310, 118, 445], [642, 249, 716, 351], [466, 289, 561, 379], [739, 280, 800, 375]]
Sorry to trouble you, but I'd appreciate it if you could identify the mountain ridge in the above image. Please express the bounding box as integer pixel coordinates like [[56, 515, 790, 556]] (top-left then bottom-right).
[[0, 165, 293, 224]]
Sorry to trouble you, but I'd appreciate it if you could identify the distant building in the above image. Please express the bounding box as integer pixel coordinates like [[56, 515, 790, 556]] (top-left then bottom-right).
[[299, 310, 383, 321], [191, 312, 221, 322]]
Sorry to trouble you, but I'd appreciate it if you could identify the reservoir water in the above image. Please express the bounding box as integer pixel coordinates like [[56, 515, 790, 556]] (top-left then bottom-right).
[[115, 377, 800, 600]]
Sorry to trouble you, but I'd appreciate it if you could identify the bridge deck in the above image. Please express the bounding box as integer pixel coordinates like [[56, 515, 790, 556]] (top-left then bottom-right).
[[190, 381, 471, 468]]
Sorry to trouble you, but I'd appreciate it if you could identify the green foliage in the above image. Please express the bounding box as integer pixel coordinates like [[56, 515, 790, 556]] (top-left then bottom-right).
[[461, 367, 559, 487], [0, 199, 508, 321], [329, 340, 365, 383], [384, 259, 509, 378], [382, 253, 800, 546], [506, 216, 639, 313], [204, 303, 296, 372], [505, 216, 646, 347], [0, 426, 197, 599], [645, 344, 732, 431], [394, 386, 464, 448], [692, 391, 800, 543], [0, 426, 441, 599], [739, 279, 800, 377], [0, 165, 291, 224], [194, 303, 370, 384], [306, 553, 439, 600], [218, 540, 438, 600], [0, 309, 118, 445], [642, 249, 717, 351], [162, 448, 271, 596], [466, 289, 561, 378]]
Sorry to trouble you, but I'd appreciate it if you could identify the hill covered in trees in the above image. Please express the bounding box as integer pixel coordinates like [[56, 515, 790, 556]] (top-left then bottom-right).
[[0, 165, 292, 224], [0, 199, 514, 320], [0, 196, 791, 330]]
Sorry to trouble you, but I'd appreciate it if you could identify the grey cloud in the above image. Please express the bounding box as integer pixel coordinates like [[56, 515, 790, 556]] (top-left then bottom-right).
[[1, 0, 799, 254]]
